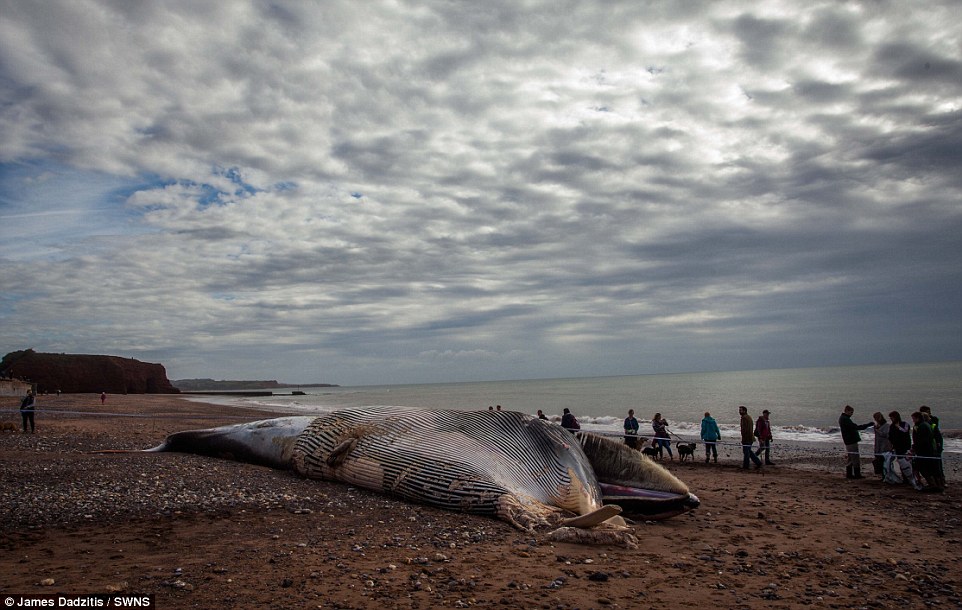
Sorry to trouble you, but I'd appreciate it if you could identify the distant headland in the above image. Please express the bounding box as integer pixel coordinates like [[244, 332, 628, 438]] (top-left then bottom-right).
[[1, 349, 179, 394], [1, 349, 337, 395], [171, 378, 338, 392]]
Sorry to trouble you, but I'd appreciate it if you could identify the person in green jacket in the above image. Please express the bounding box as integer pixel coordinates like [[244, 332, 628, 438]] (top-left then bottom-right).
[[919, 405, 946, 489], [700, 412, 721, 463]]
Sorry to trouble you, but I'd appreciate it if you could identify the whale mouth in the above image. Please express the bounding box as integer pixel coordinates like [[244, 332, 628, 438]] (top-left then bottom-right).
[[599, 483, 700, 521]]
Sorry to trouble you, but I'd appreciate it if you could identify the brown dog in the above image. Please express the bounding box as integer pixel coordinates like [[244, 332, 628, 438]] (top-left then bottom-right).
[[0, 422, 18, 432]]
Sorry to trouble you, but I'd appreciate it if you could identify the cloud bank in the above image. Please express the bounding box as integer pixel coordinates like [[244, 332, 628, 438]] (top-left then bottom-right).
[[1, 1, 960, 385]]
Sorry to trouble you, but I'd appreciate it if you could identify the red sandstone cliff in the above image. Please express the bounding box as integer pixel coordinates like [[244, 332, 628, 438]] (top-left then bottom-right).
[[1, 350, 180, 394]]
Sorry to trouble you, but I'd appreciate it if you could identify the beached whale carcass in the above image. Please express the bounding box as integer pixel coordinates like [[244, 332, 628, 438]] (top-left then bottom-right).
[[149, 406, 698, 535]]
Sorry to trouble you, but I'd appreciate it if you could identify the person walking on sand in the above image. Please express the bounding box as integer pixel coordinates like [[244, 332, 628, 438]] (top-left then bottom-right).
[[754, 409, 775, 465], [700, 411, 721, 463], [623, 409, 640, 449], [20, 389, 36, 433], [652, 413, 673, 460], [872, 411, 892, 477], [561, 408, 580, 431], [101, 391, 107, 405], [739, 406, 762, 469], [839, 405, 872, 479]]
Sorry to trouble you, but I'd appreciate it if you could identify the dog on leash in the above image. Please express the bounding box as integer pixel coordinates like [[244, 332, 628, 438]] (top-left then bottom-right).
[[677, 442, 697, 462], [641, 445, 661, 459]]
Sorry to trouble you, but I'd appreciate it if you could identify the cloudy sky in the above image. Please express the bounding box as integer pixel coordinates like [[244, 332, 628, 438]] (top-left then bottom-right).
[[1, 1, 960, 386]]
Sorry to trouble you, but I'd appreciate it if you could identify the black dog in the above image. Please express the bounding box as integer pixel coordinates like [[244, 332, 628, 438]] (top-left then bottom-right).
[[677, 443, 697, 462], [641, 445, 661, 459]]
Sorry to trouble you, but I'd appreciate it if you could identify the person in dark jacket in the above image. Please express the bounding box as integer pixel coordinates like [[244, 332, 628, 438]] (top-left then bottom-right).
[[19, 390, 36, 433], [887, 411, 922, 489], [652, 413, 673, 460], [839, 405, 872, 479], [739, 406, 762, 470], [871, 411, 892, 476], [560, 408, 580, 431], [623, 409, 639, 448]]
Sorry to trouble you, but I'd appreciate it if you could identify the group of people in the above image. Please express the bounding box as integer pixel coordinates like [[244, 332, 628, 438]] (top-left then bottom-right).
[[841, 404, 946, 492], [563, 402, 947, 490], [621, 410, 674, 459], [622, 406, 773, 467], [700, 406, 773, 469], [553, 404, 777, 466], [736, 406, 774, 469]]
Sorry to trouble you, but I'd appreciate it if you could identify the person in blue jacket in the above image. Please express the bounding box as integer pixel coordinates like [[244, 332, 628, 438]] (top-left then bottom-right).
[[700, 411, 721, 463]]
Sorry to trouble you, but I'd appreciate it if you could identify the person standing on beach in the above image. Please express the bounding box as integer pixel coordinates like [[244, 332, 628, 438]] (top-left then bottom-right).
[[919, 406, 946, 489], [739, 406, 762, 469], [561, 408, 580, 431], [536, 409, 548, 420], [19, 389, 36, 433], [652, 413, 673, 460], [623, 409, 640, 449], [887, 411, 922, 489], [101, 391, 107, 405], [839, 405, 872, 479], [910, 411, 942, 491], [700, 411, 721, 463], [871, 412, 892, 477], [753, 410, 775, 465]]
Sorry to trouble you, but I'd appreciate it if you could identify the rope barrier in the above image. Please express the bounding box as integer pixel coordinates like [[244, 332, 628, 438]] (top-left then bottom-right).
[[592, 429, 950, 460]]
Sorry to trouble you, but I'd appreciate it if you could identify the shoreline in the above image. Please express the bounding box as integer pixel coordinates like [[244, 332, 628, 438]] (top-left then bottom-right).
[[157, 390, 962, 452], [2, 393, 959, 608]]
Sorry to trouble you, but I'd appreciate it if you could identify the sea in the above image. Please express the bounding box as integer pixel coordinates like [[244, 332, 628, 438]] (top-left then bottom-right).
[[190, 361, 962, 453]]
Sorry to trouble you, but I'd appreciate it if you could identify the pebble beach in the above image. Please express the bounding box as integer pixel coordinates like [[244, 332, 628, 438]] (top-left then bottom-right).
[[1, 393, 960, 609]]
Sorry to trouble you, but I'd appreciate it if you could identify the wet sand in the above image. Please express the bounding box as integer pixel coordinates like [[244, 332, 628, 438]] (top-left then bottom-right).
[[1, 394, 960, 609]]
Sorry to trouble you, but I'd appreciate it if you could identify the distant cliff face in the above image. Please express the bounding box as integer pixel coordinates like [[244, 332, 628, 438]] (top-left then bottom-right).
[[1, 350, 180, 394]]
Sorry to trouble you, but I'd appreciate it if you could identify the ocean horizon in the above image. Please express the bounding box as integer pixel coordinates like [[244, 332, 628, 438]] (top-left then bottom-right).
[[187, 361, 962, 453]]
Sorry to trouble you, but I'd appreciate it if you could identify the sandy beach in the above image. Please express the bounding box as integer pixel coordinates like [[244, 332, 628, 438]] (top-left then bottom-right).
[[1, 394, 960, 609]]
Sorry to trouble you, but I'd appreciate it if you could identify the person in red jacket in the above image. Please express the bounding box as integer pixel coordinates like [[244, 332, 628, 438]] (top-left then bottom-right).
[[753, 409, 775, 465]]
